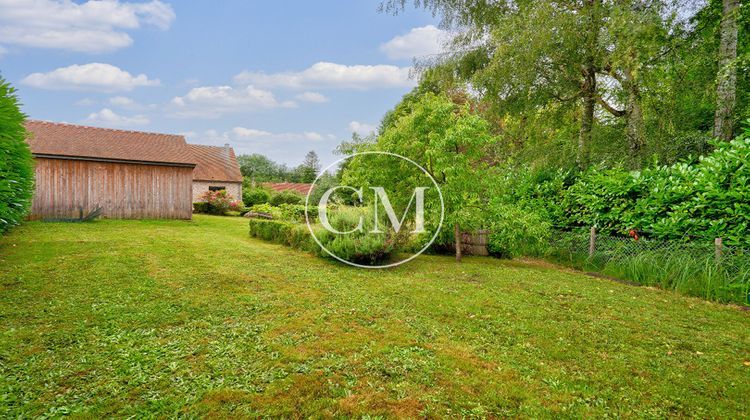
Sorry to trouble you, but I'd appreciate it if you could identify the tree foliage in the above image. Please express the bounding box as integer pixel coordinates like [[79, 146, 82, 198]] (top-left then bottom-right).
[[384, 0, 749, 169], [341, 92, 496, 258]]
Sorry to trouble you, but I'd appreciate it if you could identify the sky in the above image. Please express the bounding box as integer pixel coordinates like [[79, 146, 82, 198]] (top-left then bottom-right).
[[0, 0, 448, 168]]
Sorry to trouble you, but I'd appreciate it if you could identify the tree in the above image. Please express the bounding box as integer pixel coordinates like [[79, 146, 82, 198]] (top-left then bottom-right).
[[713, 0, 740, 141], [0, 77, 34, 234], [383, 0, 694, 169], [237, 154, 285, 183], [342, 92, 495, 261], [296, 150, 321, 183]]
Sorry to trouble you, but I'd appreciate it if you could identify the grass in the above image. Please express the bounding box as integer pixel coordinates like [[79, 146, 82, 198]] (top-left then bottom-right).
[[0, 215, 749, 417], [546, 233, 750, 304]]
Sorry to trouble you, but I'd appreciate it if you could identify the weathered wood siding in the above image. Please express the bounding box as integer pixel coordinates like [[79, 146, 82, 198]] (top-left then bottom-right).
[[30, 157, 193, 220]]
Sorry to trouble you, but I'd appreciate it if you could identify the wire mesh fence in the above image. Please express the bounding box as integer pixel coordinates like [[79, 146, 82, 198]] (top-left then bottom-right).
[[545, 228, 750, 305]]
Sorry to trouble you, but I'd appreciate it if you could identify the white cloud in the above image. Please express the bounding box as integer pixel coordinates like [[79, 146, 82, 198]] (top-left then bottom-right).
[[108, 95, 155, 110], [234, 62, 415, 90], [188, 127, 329, 148], [109, 96, 135, 107], [349, 121, 377, 135], [232, 127, 327, 142], [170, 85, 296, 118], [303, 132, 323, 141], [0, 0, 175, 53], [86, 108, 149, 126], [22, 63, 159, 92], [232, 127, 272, 137], [380, 25, 450, 60], [295, 91, 329, 103], [74, 97, 96, 106]]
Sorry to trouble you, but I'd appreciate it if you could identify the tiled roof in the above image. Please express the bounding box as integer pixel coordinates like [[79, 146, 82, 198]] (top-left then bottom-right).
[[188, 144, 243, 183], [263, 182, 313, 195], [25, 120, 196, 166]]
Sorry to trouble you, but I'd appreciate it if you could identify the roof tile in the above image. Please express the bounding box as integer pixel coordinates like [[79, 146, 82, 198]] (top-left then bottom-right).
[[25, 120, 196, 166], [188, 144, 243, 183]]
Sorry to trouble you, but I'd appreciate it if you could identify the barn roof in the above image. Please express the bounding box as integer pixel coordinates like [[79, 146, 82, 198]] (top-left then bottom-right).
[[188, 144, 243, 183], [25, 120, 196, 167], [263, 182, 313, 195]]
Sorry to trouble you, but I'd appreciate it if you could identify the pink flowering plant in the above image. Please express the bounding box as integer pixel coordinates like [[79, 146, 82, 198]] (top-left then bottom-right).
[[197, 190, 242, 215]]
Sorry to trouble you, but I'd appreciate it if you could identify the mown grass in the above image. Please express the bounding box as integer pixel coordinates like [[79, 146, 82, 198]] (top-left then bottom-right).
[[0, 215, 748, 417]]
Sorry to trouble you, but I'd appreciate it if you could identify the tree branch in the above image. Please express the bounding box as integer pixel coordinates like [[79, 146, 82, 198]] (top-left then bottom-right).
[[597, 95, 626, 117]]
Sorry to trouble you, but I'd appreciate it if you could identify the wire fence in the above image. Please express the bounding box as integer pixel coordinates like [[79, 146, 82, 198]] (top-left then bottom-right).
[[545, 228, 750, 305]]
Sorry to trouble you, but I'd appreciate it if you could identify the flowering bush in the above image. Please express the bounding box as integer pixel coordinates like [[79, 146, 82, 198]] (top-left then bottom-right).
[[196, 190, 241, 215]]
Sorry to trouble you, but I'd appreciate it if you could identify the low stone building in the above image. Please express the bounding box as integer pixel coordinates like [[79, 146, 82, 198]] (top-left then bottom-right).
[[189, 144, 243, 202]]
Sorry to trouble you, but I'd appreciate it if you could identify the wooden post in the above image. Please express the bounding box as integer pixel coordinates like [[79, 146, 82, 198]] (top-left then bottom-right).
[[589, 226, 597, 258], [455, 223, 462, 262], [715, 237, 723, 265]]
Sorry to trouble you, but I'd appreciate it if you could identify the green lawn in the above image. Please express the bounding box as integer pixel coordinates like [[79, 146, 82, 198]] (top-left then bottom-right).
[[0, 215, 748, 417]]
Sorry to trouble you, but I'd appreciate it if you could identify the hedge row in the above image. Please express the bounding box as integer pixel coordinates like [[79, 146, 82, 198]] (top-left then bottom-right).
[[248, 211, 399, 265], [248, 219, 320, 253], [0, 77, 34, 234]]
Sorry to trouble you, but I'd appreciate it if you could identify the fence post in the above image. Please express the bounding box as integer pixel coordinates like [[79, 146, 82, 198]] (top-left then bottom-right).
[[589, 226, 597, 258], [714, 237, 723, 265]]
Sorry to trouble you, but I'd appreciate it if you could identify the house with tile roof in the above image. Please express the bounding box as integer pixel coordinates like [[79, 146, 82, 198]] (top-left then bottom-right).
[[24, 120, 242, 220], [188, 144, 243, 203]]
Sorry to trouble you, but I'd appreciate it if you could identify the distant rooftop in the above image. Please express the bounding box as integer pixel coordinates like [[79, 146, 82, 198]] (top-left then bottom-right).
[[262, 182, 313, 195]]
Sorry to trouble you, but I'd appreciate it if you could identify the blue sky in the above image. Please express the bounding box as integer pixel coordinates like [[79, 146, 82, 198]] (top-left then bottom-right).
[[0, 0, 447, 167]]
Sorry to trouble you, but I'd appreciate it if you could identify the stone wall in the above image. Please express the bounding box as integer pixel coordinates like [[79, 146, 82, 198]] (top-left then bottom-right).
[[192, 181, 242, 203]]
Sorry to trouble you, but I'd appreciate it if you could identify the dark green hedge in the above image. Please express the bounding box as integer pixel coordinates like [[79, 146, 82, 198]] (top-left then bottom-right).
[[0, 77, 34, 234], [248, 219, 318, 253], [269, 190, 303, 206]]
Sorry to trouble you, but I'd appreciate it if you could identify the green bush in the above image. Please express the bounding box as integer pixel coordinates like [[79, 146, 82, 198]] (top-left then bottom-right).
[[554, 127, 750, 244], [193, 202, 209, 213], [248, 219, 318, 253], [242, 188, 271, 207], [249, 206, 405, 265], [0, 77, 34, 234], [487, 203, 551, 258], [314, 206, 402, 265], [269, 190, 303, 206]]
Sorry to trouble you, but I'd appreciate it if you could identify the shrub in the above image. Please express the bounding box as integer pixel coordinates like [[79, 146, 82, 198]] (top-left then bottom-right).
[[0, 77, 34, 234], [270, 190, 303, 206], [196, 190, 241, 215], [314, 206, 402, 265], [243, 188, 271, 207], [248, 219, 318, 253], [487, 203, 551, 258], [552, 126, 750, 244], [249, 205, 405, 265]]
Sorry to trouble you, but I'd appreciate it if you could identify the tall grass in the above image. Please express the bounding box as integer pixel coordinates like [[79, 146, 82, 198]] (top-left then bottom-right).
[[544, 232, 750, 305]]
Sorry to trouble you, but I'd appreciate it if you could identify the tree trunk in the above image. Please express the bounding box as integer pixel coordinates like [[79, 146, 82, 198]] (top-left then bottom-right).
[[577, 0, 599, 169], [625, 70, 645, 169], [578, 64, 596, 169], [713, 0, 740, 141], [454, 223, 462, 262]]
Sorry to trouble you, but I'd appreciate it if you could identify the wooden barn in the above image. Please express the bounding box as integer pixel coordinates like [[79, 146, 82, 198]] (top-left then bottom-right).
[[25, 120, 197, 220]]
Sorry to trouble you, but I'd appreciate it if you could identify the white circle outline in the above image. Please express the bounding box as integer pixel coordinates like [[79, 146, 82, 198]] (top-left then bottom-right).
[[305, 151, 445, 269]]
